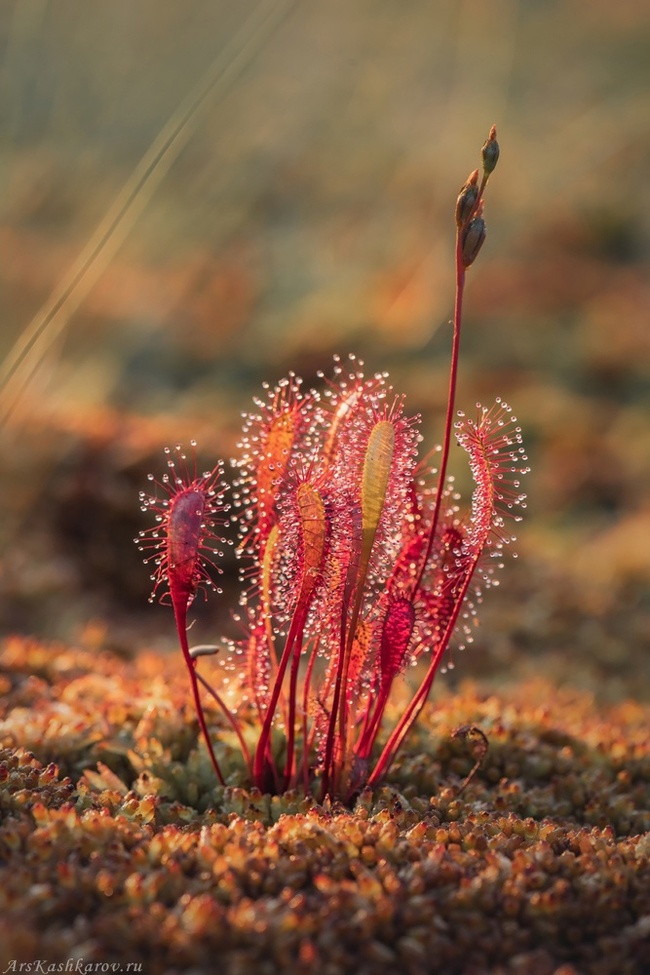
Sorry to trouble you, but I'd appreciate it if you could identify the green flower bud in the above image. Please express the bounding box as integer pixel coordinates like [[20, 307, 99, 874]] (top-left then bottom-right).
[[461, 216, 486, 267], [481, 125, 499, 176], [455, 170, 479, 227]]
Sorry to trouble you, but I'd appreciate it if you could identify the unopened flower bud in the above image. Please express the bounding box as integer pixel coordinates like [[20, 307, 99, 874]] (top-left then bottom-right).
[[461, 216, 486, 267], [481, 125, 499, 176], [455, 170, 479, 227]]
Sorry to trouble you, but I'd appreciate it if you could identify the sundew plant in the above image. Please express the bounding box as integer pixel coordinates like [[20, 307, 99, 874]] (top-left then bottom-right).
[[137, 128, 528, 802]]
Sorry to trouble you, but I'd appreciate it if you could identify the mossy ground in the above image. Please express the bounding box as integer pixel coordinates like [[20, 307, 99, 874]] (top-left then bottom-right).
[[1, 636, 649, 975]]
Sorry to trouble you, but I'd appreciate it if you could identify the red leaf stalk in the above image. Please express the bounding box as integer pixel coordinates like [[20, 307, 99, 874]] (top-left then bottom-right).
[[137, 444, 230, 784]]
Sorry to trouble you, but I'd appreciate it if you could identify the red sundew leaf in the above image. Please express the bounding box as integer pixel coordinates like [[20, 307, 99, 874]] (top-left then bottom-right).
[[385, 527, 427, 598], [344, 618, 373, 704], [360, 420, 395, 566], [334, 398, 421, 608], [319, 363, 388, 468], [414, 523, 468, 650], [353, 597, 415, 763], [455, 399, 528, 555], [234, 373, 313, 556], [167, 488, 212, 604], [281, 479, 329, 613], [379, 596, 416, 686], [255, 411, 301, 537], [257, 467, 337, 651], [321, 384, 367, 468], [136, 444, 231, 786], [137, 444, 229, 609]]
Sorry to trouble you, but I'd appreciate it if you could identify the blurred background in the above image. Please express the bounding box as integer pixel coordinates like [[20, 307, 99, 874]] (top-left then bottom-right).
[[1, 0, 649, 699]]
